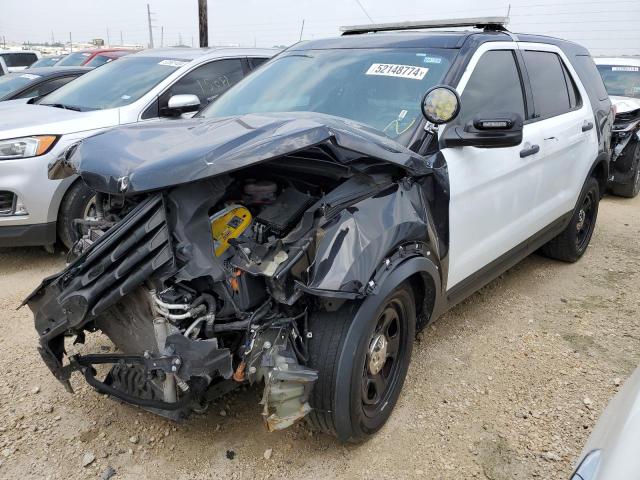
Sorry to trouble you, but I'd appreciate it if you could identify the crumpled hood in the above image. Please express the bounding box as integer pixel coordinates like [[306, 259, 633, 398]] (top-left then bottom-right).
[[0, 103, 120, 139], [72, 111, 430, 194], [611, 96, 640, 114]]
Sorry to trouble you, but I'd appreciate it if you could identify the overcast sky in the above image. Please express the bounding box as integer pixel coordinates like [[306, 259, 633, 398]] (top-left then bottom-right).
[[1, 0, 638, 55]]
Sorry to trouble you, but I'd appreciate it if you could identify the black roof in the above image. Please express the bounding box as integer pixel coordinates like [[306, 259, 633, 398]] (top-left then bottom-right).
[[22, 66, 92, 77], [289, 29, 590, 56]]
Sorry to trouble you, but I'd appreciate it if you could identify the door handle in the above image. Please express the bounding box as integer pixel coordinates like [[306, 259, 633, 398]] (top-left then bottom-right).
[[582, 121, 594, 132], [519, 144, 540, 158]]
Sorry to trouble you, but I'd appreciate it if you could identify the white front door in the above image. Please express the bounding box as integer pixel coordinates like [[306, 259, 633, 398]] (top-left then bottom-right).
[[444, 43, 540, 289]]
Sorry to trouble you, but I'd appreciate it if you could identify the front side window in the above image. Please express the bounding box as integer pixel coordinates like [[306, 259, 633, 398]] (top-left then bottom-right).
[[39, 56, 186, 111], [162, 58, 245, 107], [524, 50, 577, 119], [458, 49, 526, 125], [201, 48, 454, 143], [597, 64, 640, 99]]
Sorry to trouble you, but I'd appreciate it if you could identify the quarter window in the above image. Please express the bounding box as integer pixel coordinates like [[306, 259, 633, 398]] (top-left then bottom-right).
[[458, 50, 526, 125], [523, 50, 579, 120], [248, 57, 268, 69]]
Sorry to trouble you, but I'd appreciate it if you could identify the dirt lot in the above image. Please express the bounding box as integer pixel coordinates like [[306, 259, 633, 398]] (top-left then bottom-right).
[[1, 194, 639, 480]]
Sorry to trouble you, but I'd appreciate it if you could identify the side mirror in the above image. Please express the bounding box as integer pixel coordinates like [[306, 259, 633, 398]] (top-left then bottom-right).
[[441, 112, 523, 148], [164, 94, 201, 116]]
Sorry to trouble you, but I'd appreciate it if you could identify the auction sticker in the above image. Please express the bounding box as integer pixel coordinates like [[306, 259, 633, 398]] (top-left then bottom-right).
[[366, 63, 428, 80], [158, 59, 188, 67], [612, 66, 639, 72]]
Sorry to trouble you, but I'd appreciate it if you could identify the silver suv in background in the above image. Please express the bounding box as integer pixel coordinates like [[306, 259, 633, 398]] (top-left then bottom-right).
[[0, 47, 278, 250]]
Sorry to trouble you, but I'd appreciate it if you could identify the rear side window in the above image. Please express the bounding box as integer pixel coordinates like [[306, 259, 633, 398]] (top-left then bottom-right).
[[459, 50, 526, 125], [524, 51, 579, 120]]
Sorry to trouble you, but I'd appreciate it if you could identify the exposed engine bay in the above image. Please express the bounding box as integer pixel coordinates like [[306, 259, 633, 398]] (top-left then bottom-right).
[[25, 113, 447, 431], [24, 112, 448, 430]]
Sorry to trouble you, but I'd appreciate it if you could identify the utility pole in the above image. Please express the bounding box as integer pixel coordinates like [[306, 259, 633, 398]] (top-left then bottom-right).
[[51, 30, 54, 44], [179, 32, 183, 46], [161, 26, 164, 47], [147, 3, 155, 48], [106, 27, 110, 46], [191, 36, 194, 47], [69, 32, 73, 52], [120, 30, 123, 45], [198, 0, 208, 47], [299, 19, 305, 41]]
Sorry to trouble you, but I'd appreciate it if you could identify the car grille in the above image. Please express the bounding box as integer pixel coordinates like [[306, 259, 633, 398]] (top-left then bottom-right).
[[39, 194, 176, 326], [0, 191, 16, 216]]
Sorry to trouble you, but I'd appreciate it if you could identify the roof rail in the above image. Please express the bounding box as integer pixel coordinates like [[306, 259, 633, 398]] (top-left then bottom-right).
[[340, 16, 509, 35]]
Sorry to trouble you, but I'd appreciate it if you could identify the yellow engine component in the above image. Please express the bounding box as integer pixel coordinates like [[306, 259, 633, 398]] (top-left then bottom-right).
[[210, 205, 252, 256]]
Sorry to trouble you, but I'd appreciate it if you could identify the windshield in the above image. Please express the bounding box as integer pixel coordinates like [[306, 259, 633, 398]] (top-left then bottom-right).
[[0, 72, 39, 99], [85, 55, 113, 68], [39, 56, 185, 111], [56, 51, 92, 66], [30, 57, 63, 68], [597, 64, 640, 99], [201, 48, 454, 142]]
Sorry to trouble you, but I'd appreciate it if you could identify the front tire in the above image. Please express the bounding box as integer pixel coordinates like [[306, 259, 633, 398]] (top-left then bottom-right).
[[57, 180, 95, 250], [306, 284, 415, 442], [540, 177, 599, 262]]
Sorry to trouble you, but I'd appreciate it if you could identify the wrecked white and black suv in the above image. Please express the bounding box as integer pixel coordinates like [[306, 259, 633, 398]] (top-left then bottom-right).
[[26, 18, 613, 442]]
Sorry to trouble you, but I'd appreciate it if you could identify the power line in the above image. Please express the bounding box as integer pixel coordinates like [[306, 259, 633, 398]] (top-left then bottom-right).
[[354, 0, 374, 23]]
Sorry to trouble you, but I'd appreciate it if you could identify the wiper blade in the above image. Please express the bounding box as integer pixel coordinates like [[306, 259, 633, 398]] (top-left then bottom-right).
[[41, 103, 82, 112]]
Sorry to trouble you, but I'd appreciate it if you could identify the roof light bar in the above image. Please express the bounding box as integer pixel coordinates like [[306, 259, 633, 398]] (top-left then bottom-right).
[[340, 16, 509, 35]]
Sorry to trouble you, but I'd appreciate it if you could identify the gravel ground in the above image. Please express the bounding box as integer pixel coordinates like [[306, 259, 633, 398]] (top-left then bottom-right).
[[1, 194, 639, 480]]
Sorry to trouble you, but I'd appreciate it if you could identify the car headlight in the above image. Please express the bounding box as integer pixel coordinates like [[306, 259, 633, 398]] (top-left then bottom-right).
[[0, 136, 58, 160], [571, 449, 601, 480]]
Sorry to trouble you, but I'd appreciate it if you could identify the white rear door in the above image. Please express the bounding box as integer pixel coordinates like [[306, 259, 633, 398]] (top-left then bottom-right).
[[518, 44, 598, 227]]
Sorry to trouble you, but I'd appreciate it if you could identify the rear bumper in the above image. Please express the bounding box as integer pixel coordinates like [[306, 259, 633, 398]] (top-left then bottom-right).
[[0, 221, 56, 247]]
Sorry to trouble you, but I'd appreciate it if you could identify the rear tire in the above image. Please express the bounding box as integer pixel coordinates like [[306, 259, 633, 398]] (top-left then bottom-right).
[[306, 283, 415, 442], [611, 142, 640, 198], [540, 177, 599, 262], [57, 180, 95, 250]]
